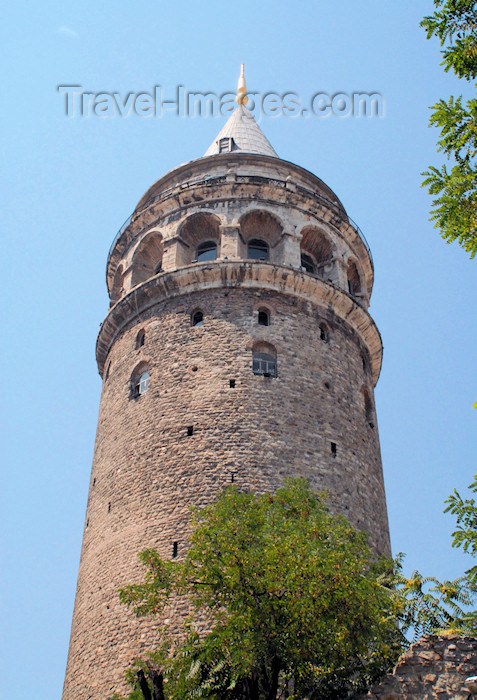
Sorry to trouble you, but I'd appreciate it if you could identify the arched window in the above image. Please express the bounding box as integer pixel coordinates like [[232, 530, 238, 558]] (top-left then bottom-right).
[[319, 323, 329, 342], [347, 261, 362, 297], [252, 345, 277, 378], [135, 329, 146, 349], [363, 389, 374, 428], [301, 254, 316, 274], [191, 310, 203, 327], [247, 239, 269, 261], [258, 308, 270, 326], [134, 371, 150, 397], [130, 230, 164, 287], [196, 241, 217, 262]]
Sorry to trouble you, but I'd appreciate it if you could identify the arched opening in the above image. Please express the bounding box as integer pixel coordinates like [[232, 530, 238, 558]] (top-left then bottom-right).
[[135, 329, 146, 349], [363, 389, 374, 428], [247, 239, 269, 261], [179, 213, 221, 265], [110, 264, 125, 306], [319, 323, 329, 342], [191, 310, 204, 327], [347, 261, 362, 297], [131, 363, 151, 399], [196, 241, 217, 262], [252, 342, 277, 378], [258, 308, 270, 326], [300, 227, 334, 278], [130, 230, 164, 287], [240, 210, 282, 262]]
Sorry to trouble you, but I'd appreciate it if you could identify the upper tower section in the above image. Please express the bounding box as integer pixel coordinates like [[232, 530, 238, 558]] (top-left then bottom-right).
[[102, 68, 378, 380]]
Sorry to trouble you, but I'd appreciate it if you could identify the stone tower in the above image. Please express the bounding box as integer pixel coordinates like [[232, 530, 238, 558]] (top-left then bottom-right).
[[63, 75, 390, 700]]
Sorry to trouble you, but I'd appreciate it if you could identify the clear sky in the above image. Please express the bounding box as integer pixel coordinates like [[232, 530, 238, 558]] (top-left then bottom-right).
[[1, 1, 475, 698]]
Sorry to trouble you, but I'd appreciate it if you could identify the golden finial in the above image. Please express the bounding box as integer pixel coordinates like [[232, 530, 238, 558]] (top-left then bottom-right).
[[236, 64, 248, 105]]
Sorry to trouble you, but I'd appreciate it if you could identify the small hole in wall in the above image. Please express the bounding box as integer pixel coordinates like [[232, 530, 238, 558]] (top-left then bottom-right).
[[93, 478, 96, 487], [331, 442, 337, 457], [324, 382, 330, 389], [172, 542, 178, 558], [229, 379, 236, 388], [86, 519, 89, 528], [191, 365, 198, 372], [187, 426, 194, 436], [231, 472, 236, 483], [108, 502, 111, 513]]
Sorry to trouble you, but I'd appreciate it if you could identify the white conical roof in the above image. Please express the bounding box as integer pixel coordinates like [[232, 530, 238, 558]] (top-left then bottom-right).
[[204, 104, 278, 158]]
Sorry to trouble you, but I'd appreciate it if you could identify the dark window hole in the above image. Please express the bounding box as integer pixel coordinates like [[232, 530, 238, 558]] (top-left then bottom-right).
[[187, 426, 194, 436], [172, 542, 178, 558], [331, 442, 337, 457], [229, 379, 236, 388]]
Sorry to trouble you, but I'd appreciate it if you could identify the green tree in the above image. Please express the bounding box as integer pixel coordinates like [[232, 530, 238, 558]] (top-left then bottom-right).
[[445, 473, 477, 585], [388, 555, 475, 639], [113, 480, 403, 700], [421, 0, 477, 257]]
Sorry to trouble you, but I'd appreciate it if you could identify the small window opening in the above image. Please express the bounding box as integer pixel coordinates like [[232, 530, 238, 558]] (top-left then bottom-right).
[[108, 502, 111, 513], [93, 478, 96, 487], [172, 542, 178, 558], [253, 351, 277, 378], [86, 519, 89, 528], [231, 472, 236, 483], [196, 241, 217, 262], [247, 239, 269, 261], [364, 391, 375, 429], [187, 425, 194, 436], [105, 362, 111, 381], [331, 442, 337, 457], [229, 379, 236, 388], [135, 330, 145, 349], [258, 309, 270, 326], [218, 137, 236, 153], [155, 262, 163, 274], [362, 354, 367, 372], [319, 324, 329, 342], [192, 311, 203, 327], [301, 253, 315, 274], [134, 371, 150, 397]]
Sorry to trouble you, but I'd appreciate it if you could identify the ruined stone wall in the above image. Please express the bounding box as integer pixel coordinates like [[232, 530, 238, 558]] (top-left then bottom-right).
[[63, 282, 388, 700], [361, 635, 477, 699]]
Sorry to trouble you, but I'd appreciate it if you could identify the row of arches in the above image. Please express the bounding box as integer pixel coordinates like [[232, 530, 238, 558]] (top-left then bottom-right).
[[110, 210, 365, 305]]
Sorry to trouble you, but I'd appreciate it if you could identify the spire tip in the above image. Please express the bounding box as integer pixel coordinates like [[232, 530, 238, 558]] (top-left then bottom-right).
[[236, 64, 247, 106]]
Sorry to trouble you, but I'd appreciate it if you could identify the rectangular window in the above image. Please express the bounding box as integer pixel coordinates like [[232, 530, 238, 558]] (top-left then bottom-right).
[[253, 357, 277, 377]]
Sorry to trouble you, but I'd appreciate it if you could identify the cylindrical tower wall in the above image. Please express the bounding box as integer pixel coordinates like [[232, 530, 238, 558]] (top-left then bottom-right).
[[63, 270, 389, 699]]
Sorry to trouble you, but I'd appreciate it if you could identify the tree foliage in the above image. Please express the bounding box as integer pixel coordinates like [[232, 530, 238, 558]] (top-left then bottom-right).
[[445, 473, 477, 585], [421, 0, 477, 257], [112, 480, 404, 700], [388, 555, 476, 639]]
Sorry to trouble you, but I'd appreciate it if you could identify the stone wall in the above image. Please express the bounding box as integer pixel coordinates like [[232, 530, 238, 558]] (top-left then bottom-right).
[[361, 635, 477, 699]]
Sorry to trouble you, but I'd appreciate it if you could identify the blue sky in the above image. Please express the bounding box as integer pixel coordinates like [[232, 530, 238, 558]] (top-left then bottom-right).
[[1, 1, 475, 698]]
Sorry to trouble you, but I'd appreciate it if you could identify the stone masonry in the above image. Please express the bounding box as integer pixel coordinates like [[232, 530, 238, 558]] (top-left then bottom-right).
[[361, 635, 477, 699], [63, 104, 390, 699]]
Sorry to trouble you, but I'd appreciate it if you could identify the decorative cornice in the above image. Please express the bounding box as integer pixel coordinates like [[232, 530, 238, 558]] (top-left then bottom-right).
[[97, 261, 383, 385]]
